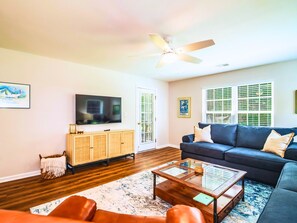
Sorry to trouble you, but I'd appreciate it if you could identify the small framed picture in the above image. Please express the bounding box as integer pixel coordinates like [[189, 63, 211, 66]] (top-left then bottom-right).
[[69, 124, 77, 134], [0, 82, 30, 109], [177, 97, 191, 118]]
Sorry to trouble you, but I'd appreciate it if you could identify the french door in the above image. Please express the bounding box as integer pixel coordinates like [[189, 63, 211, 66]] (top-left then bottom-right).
[[136, 88, 156, 152]]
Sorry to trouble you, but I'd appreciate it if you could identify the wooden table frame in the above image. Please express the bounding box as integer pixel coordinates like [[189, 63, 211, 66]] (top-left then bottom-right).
[[152, 159, 246, 223]]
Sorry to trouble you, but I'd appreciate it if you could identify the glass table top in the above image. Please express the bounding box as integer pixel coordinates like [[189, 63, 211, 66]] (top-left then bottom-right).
[[159, 159, 238, 192]]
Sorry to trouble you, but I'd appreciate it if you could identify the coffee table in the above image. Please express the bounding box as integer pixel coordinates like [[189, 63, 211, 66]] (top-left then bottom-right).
[[152, 158, 246, 223]]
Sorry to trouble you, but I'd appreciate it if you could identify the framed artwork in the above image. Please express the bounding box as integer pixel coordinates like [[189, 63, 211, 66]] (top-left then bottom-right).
[[0, 82, 30, 109], [177, 97, 191, 118]]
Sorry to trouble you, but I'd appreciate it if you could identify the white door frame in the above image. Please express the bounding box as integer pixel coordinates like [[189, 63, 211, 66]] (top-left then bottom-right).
[[136, 87, 156, 152]]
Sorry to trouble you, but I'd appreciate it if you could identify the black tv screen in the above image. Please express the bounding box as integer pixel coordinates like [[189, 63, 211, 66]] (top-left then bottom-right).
[[76, 94, 122, 125]]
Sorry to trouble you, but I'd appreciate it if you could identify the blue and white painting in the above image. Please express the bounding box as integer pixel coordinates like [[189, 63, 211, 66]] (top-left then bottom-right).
[[178, 97, 191, 118], [0, 82, 30, 108]]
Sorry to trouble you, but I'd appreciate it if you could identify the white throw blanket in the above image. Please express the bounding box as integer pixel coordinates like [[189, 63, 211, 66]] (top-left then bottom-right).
[[40, 156, 66, 177]]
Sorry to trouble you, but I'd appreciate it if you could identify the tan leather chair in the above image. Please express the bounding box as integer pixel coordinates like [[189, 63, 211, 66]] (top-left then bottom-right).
[[0, 195, 206, 223]]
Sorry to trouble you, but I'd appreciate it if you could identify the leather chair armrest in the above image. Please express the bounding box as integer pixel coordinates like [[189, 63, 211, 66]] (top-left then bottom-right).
[[182, 134, 194, 143], [93, 209, 165, 223], [0, 209, 88, 223], [48, 195, 96, 221], [166, 205, 205, 223]]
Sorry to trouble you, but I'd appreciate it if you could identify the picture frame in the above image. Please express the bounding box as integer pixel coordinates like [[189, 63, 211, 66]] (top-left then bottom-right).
[[0, 82, 30, 109], [177, 97, 191, 118], [69, 124, 77, 134]]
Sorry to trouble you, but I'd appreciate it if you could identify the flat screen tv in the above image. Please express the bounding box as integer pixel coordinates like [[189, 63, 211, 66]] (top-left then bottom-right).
[[76, 94, 122, 125]]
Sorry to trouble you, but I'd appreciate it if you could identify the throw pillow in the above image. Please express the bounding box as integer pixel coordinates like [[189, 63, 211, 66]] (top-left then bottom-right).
[[194, 125, 213, 143], [262, 130, 294, 158]]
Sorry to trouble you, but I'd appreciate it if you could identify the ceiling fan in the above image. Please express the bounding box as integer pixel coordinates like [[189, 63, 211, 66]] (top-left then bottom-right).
[[149, 33, 215, 68]]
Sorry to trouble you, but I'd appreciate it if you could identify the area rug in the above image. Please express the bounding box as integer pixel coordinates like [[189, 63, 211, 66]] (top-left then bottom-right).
[[31, 168, 273, 223]]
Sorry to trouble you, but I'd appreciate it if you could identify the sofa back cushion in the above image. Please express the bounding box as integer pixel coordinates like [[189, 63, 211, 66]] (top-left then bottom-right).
[[236, 125, 297, 150], [198, 122, 238, 146]]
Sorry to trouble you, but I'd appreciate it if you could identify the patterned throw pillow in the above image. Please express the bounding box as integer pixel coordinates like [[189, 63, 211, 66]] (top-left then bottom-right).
[[262, 130, 294, 158], [194, 125, 213, 143]]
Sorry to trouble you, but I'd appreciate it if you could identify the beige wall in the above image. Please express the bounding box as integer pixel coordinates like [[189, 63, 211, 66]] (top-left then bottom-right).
[[0, 48, 169, 180], [169, 60, 297, 147]]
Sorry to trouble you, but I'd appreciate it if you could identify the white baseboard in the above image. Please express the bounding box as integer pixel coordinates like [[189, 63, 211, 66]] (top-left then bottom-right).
[[156, 144, 180, 149], [0, 170, 40, 183], [168, 144, 180, 149]]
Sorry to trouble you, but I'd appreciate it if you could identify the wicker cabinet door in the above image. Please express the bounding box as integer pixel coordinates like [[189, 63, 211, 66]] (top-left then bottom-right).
[[121, 131, 134, 155], [93, 133, 107, 161], [74, 135, 92, 165], [108, 132, 122, 158]]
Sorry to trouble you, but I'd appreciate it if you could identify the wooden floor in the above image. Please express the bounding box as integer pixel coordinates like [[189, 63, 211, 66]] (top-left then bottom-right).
[[0, 147, 181, 212]]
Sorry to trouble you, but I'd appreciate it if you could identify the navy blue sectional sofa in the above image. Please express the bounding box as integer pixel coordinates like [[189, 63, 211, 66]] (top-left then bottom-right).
[[257, 162, 297, 223], [180, 122, 297, 186]]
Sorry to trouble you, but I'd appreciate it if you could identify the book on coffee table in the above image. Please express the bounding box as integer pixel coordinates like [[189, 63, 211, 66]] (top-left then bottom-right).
[[193, 193, 214, 205]]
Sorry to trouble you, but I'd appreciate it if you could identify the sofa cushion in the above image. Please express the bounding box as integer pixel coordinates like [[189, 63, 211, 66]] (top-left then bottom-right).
[[276, 162, 297, 192], [262, 130, 294, 157], [199, 122, 238, 146], [257, 188, 297, 223], [180, 142, 233, 160], [225, 147, 288, 172], [236, 125, 297, 150], [194, 125, 213, 143]]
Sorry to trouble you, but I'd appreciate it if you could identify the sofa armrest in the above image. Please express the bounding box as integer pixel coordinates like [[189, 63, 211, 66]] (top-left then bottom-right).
[[166, 205, 205, 223], [285, 142, 297, 161], [182, 134, 195, 143], [48, 196, 96, 221]]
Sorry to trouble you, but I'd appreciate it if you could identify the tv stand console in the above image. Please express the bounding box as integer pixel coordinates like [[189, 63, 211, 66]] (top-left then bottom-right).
[[66, 129, 134, 173]]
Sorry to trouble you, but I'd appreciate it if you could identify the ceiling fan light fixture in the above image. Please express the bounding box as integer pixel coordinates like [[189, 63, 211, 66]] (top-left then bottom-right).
[[162, 52, 178, 64], [148, 33, 215, 67]]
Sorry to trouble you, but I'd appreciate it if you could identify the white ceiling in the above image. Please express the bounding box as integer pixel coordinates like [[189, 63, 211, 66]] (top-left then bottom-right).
[[1, 0, 297, 82]]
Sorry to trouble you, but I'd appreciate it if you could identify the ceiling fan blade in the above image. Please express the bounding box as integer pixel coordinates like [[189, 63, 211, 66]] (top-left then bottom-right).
[[149, 33, 171, 51], [177, 53, 202, 64], [177, 39, 215, 53]]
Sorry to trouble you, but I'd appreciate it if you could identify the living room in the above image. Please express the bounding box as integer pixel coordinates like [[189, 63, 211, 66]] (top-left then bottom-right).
[[1, 1, 297, 223]]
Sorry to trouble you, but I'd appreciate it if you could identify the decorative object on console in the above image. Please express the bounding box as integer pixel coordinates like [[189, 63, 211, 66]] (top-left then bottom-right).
[[39, 151, 66, 179], [0, 81, 30, 109], [262, 130, 294, 157], [177, 97, 191, 118], [194, 125, 213, 143], [69, 124, 77, 134]]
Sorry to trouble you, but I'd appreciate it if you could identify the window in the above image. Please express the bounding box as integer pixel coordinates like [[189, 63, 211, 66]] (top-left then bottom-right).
[[203, 82, 273, 126], [205, 87, 232, 124]]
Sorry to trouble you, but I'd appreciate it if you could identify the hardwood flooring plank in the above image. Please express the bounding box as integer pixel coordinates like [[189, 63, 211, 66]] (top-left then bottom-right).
[[0, 147, 181, 211]]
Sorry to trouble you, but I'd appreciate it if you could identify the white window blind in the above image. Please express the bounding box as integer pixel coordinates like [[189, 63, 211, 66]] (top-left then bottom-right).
[[203, 82, 273, 126], [238, 83, 272, 126], [205, 87, 232, 124]]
